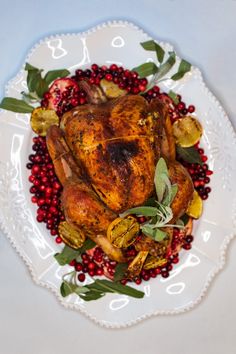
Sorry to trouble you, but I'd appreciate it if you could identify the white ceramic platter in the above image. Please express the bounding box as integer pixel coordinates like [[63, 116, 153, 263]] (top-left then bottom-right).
[[0, 21, 236, 328]]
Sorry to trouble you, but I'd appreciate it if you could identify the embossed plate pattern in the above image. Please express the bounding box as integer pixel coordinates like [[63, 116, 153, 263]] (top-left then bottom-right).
[[0, 21, 236, 328]]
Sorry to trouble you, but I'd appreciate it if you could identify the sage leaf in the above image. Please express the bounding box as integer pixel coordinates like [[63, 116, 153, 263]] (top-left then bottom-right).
[[162, 183, 178, 206], [168, 90, 180, 105], [123, 206, 158, 217], [60, 281, 76, 297], [79, 290, 105, 301], [35, 77, 49, 98], [142, 225, 167, 242], [180, 214, 190, 225], [141, 40, 165, 63], [155, 52, 176, 80], [44, 69, 70, 85], [0, 97, 34, 113], [141, 225, 156, 238], [154, 157, 169, 203], [54, 239, 96, 266], [144, 197, 157, 207], [114, 263, 128, 282], [171, 59, 191, 80], [79, 239, 96, 253], [25, 63, 38, 71], [92, 279, 144, 298], [153, 228, 167, 241], [176, 145, 203, 165], [54, 245, 80, 266], [60, 281, 89, 298], [175, 219, 185, 227], [132, 62, 158, 78], [170, 184, 178, 204]]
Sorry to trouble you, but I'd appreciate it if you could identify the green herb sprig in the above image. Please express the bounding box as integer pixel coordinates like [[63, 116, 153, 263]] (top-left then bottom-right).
[[133, 40, 191, 91], [122, 158, 184, 241], [60, 276, 144, 301], [0, 63, 70, 113], [54, 239, 96, 266], [54, 241, 143, 301]]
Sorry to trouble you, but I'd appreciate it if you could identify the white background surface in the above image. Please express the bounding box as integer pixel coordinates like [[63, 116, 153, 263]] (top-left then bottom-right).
[[0, 1, 235, 353]]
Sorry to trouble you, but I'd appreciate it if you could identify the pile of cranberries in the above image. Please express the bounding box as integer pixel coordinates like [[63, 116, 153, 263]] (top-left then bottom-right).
[[27, 136, 64, 244], [27, 63, 212, 285]]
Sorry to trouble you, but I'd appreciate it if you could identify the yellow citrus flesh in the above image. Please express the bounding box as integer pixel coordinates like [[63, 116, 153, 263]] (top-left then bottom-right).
[[30, 107, 59, 136], [58, 221, 86, 249], [143, 255, 167, 270], [186, 190, 203, 219], [107, 216, 140, 249], [127, 251, 149, 277], [172, 116, 203, 147], [100, 79, 126, 99]]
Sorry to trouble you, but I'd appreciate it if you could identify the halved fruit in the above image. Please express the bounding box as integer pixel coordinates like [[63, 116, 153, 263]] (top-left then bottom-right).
[[127, 251, 149, 277], [107, 216, 140, 248], [143, 255, 167, 270], [47, 78, 79, 116], [30, 107, 59, 136], [100, 79, 126, 99], [172, 116, 203, 147], [186, 190, 203, 219], [58, 221, 86, 249]]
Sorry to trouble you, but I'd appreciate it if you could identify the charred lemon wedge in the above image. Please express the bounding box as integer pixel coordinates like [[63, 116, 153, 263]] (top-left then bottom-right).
[[186, 190, 203, 219], [30, 107, 59, 136], [107, 216, 140, 248], [58, 221, 86, 249], [100, 79, 126, 99], [172, 116, 203, 147], [143, 255, 167, 270], [127, 251, 149, 277]]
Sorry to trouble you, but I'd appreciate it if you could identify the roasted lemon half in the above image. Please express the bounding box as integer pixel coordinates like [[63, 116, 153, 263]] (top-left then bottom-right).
[[173, 116, 203, 147], [107, 216, 140, 248], [186, 190, 203, 219], [30, 107, 59, 136], [58, 221, 86, 249]]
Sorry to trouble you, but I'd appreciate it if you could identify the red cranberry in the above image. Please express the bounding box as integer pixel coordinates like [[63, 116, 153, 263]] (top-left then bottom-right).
[[96, 268, 104, 276], [183, 243, 192, 250], [161, 270, 169, 278], [55, 236, 62, 243], [88, 262, 96, 270], [75, 263, 83, 272], [188, 105, 195, 113], [69, 259, 76, 267], [78, 273, 86, 282], [135, 277, 142, 285], [185, 235, 194, 243]]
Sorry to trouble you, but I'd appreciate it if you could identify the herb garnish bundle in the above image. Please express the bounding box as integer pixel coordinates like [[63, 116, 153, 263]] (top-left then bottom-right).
[[122, 158, 184, 242], [133, 40, 191, 91]]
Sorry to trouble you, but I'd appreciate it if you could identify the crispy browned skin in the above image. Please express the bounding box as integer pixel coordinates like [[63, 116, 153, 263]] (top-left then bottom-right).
[[47, 93, 193, 263], [168, 160, 194, 222], [161, 114, 176, 161], [46, 125, 126, 262], [61, 95, 165, 213]]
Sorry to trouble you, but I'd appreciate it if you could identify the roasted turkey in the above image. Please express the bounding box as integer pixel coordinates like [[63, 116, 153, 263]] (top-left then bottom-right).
[[46, 85, 194, 262]]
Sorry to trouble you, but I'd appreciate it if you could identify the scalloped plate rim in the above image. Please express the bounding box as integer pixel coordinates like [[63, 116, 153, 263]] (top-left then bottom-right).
[[0, 20, 236, 329]]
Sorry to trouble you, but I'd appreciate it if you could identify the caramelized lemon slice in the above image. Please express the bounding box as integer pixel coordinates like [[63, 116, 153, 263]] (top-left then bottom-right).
[[107, 216, 140, 248], [143, 255, 167, 270], [100, 79, 126, 99], [127, 251, 149, 277], [30, 107, 59, 136], [58, 221, 86, 249], [172, 116, 203, 147], [186, 190, 203, 219]]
